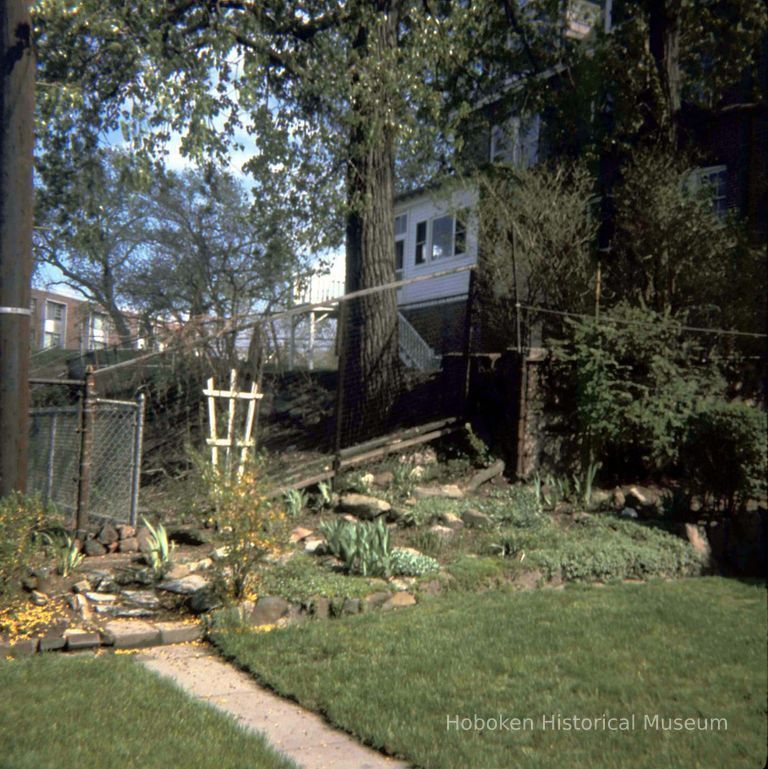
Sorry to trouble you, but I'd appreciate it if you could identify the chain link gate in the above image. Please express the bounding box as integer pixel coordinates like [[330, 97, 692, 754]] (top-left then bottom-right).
[[28, 394, 145, 525]]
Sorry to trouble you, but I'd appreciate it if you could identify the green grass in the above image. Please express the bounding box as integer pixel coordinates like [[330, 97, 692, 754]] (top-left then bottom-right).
[[0, 654, 296, 769], [212, 578, 767, 769]]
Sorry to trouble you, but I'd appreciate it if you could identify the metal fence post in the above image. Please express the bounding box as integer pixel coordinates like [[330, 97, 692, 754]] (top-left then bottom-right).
[[75, 367, 95, 535], [129, 392, 146, 527], [45, 413, 57, 500]]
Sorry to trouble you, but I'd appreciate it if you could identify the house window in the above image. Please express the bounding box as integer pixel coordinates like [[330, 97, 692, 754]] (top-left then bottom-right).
[[415, 220, 428, 265], [88, 312, 109, 350], [46, 301, 65, 322], [431, 215, 454, 260], [490, 114, 540, 168], [44, 301, 66, 348], [44, 332, 62, 349], [394, 214, 407, 280], [693, 165, 728, 217]]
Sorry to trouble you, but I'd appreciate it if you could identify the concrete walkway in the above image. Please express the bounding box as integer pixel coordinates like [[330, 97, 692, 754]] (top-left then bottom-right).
[[138, 643, 411, 769]]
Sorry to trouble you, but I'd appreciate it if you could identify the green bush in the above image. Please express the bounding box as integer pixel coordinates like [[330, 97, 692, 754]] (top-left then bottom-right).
[[681, 400, 767, 514], [0, 493, 47, 598], [319, 518, 392, 577], [390, 548, 440, 577]]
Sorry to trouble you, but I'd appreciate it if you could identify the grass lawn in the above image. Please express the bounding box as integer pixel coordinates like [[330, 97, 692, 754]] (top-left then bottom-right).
[[213, 578, 767, 769], [0, 653, 296, 769]]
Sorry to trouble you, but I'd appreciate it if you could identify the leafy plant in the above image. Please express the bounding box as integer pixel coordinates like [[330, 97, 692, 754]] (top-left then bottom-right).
[[316, 481, 333, 508], [319, 518, 392, 578], [283, 488, 308, 518], [56, 534, 85, 577], [390, 463, 417, 500], [680, 399, 767, 515], [390, 548, 439, 577], [0, 493, 47, 599], [142, 517, 175, 577]]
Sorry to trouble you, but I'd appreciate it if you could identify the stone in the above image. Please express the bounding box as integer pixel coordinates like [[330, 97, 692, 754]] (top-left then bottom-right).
[[106, 541, 119, 554], [67, 593, 91, 621], [624, 485, 661, 515], [188, 557, 213, 571], [103, 620, 161, 649], [188, 587, 222, 614], [310, 596, 331, 619], [246, 596, 290, 626], [30, 590, 49, 606], [97, 523, 120, 545], [38, 630, 67, 652], [136, 527, 154, 554], [612, 487, 626, 509], [461, 508, 493, 528], [84, 538, 107, 557], [589, 489, 613, 509], [64, 629, 101, 650], [428, 524, 455, 541], [156, 621, 204, 645], [413, 484, 464, 500], [118, 537, 139, 554], [465, 459, 506, 492], [2, 638, 37, 657], [96, 576, 119, 592], [84, 592, 118, 604], [121, 590, 161, 609], [72, 579, 90, 594], [341, 598, 361, 615], [116, 524, 136, 540], [112, 608, 156, 619], [439, 512, 464, 530], [304, 537, 326, 555], [157, 574, 209, 594], [337, 493, 391, 520], [290, 526, 313, 543], [620, 507, 639, 519], [365, 591, 392, 608], [381, 592, 416, 611], [164, 562, 192, 580]]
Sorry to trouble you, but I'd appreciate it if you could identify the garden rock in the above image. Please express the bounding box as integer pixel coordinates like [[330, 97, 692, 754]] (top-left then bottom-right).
[[117, 524, 136, 540], [461, 508, 493, 528], [73, 579, 90, 594], [97, 523, 119, 546], [136, 527, 154, 554], [84, 538, 107, 557], [246, 596, 290, 626], [381, 592, 416, 610], [624, 485, 661, 516], [337, 493, 391, 520], [589, 489, 612, 509], [157, 574, 209, 595], [121, 590, 161, 609], [38, 629, 67, 652], [413, 484, 464, 500], [290, 526, 313, 543], [612, 487, 626, 509], [30, 590, 48, 606], [164, 562, 192, 580], [429, 524, 455, 541], [620, 507, 639, 519], [67, 593, 91, 620], [341, 598, 361, 615], [188, 587, 222, 614], [439, 512, 464, 530], [64, 628, 101, 650], [118, 537, 139, 553], [304, 537, 325, 554], [85, 592, 118, 604], [156, 621, 204, 645], [104, 620, 161, 649], [465, 459, 506, 492], [365, 591, 392, 608], [310, 596, 331, 619]]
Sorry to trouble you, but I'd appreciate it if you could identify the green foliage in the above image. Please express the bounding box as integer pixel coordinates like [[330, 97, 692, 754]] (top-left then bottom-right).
[[479, 486, 542, 524], [142, 517, 175, 578], [256, 555, 375, 605], [319, 518, 392, 578], [390, 463, 417, 501], [0, 494, 47, 599], [316, 481, 333, 508], [680, 400, 767, 514], [445, 555, 512, 591], [390, 548, 440, 578], [551, 303, 725, 475], [56, 534, 85, 578], [283, 489, 308, 518], [463, 423, 495, 468]]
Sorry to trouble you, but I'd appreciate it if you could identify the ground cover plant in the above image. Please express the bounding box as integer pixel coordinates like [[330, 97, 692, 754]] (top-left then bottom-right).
[[213, 578, 767, 769], [0, 654, 296, 769]]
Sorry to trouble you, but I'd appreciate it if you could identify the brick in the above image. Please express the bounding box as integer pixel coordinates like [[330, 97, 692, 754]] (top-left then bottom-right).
[[64, 631, 102, 650], [1, 638, 38, 657]]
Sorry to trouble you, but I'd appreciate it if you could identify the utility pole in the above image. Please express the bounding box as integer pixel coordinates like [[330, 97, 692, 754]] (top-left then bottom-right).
[[0, 1, 35, 496]]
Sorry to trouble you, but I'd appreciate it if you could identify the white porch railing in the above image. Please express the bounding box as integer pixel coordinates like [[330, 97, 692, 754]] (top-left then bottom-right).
[[398, 312, 441, 372]]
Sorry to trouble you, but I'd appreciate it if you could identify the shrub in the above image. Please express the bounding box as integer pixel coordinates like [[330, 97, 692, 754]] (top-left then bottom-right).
[[319, 518, 392, 578], [681, 400, 767, 514], [0, 493, 46, 599], [200, 461, 286, 600], [390, 548, 440, 577]]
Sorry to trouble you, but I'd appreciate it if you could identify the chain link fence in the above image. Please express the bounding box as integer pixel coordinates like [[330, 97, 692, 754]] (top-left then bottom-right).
[[28, 395, 145, 525]]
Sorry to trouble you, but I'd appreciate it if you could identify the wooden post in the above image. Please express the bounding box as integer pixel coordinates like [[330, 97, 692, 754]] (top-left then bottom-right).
[[237, 381, 259, 478], [225, 368, 237, 477], [75, 367, 95, 535], [462, 269, 477, 416], [308, 310, 316, 371], [206, 376, 219, 469]]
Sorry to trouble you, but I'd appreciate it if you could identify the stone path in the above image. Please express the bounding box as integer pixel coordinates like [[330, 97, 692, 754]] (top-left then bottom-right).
[[138, 643, 411, 769]]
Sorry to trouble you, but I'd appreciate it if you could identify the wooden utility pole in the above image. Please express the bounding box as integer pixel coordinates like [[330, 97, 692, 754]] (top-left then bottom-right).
[[0, 1, 35, 496]]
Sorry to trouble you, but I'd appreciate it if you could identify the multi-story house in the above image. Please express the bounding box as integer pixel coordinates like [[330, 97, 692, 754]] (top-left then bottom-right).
[[30, 288, 146, 353], [392, 1, 766, 366]]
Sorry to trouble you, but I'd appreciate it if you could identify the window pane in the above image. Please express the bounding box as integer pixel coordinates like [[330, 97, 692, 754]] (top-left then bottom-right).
[[395, 240, 404, 271], [415, 220, 427, 264], [394, 214, 407, 236], [454, 213, 467, 256], [431, 215, 453, 260]]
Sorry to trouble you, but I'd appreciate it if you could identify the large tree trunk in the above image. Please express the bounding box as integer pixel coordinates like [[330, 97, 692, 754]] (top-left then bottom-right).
[[647, 0, 682, 148], [0, 1, 34, 495], [341, 2, 402, 445]]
